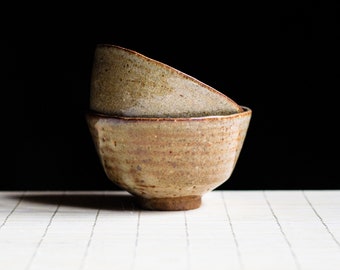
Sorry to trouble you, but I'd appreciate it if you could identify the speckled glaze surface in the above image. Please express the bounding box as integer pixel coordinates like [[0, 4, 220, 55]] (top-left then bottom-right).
[[90, 44, 243, 117], [86, 107, 251, 210]]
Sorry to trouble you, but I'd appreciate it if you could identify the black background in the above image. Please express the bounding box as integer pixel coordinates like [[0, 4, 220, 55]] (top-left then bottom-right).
[[9, 2, 339, 191]]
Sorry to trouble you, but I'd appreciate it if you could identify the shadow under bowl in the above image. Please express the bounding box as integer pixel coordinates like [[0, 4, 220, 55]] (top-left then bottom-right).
[[86, 107, 252, 211]]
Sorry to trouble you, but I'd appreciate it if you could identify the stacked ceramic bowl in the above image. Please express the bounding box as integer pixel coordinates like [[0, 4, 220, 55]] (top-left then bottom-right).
[[86, 44, 252, 210]]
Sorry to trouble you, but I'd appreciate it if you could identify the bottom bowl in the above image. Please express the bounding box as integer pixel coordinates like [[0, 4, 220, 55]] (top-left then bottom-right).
[[86, 107, 251, 210]]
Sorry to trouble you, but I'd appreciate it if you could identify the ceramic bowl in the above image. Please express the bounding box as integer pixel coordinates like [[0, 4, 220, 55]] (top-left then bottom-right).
[[90, 44, 243, 117], [86, 107, 251, 211]]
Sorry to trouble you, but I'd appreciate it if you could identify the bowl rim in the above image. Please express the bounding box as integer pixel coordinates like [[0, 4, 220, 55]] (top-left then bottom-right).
[[86, 106, 251, 122]]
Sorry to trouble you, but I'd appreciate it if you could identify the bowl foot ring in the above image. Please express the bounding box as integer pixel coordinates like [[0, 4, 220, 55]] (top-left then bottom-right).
[[135, 195, 202, 211]]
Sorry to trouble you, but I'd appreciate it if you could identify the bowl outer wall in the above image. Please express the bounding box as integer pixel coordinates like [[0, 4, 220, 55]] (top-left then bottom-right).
[[86, 107, 252, 199], [90, 44, 244, 117]]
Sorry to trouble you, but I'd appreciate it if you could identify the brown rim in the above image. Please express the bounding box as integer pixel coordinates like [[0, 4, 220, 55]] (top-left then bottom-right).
[[86, 106, 251, 122]]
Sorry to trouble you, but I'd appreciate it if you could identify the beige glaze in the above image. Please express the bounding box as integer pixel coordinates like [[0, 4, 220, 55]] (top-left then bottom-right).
[[86, 107, 251, 210], [90, 44, 244, 117]]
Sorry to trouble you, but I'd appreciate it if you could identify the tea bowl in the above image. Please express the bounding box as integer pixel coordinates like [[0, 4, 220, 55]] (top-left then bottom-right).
[[86, 106, 251, 211], [90, 44, 243, 117]]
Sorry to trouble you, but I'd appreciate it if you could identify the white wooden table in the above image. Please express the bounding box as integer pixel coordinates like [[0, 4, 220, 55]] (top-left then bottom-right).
[[0, 190, 339, 270]]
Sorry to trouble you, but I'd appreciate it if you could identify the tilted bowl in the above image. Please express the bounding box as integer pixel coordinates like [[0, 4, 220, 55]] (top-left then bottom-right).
[[90, 44, 243, 117]]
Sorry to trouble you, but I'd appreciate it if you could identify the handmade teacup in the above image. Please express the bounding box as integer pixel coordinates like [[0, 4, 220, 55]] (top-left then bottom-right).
[[86, 107, 251, 210], [90, 44, 244, 117]]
